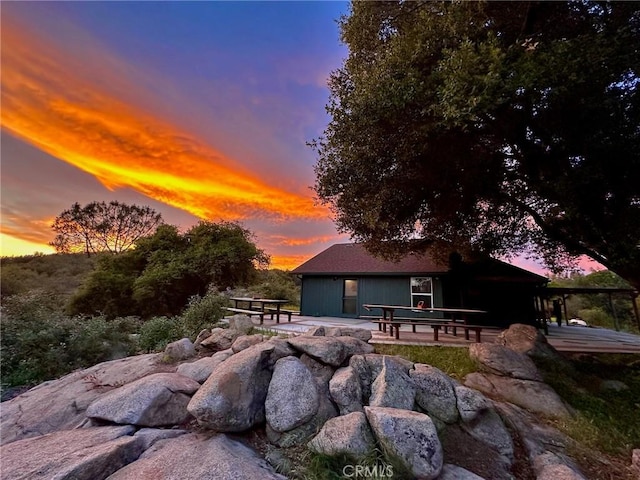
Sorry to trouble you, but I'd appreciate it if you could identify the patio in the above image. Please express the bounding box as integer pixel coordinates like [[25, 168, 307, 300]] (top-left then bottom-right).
[[253, 315, 640, 354]]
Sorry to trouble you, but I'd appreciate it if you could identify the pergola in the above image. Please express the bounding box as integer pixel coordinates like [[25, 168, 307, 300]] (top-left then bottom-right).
[[536, 286, 640, 331]]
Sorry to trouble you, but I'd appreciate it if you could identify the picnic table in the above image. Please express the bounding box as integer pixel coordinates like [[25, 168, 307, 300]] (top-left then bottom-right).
[[362, 304, 487, 341], [227, 297, 290, 324]]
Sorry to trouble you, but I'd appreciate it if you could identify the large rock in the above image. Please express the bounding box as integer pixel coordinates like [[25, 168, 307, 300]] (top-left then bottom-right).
[[286, 336, 348, 366], [462, 408, 514, 460], [334, 335, 375, 357], [329, 366, 363, 414], [369, 356, 416, 410], [411, 364, 459, 424], [164, 338, 196, 361], [349, 354, 414, 403], [176, 350, 232, 383], [0, 426, 142, 480], [465, 372, 572, 419], [324, 326, 373, 342], [534, 452, 587, 480], [187, 343, 279, 431], [86, 373, 199, 427], [365, 406, 443, 480], [454, 385, 491, 422], [231, 334, 264, 353], [469, 343, 542, 381], [199, 328, 242, 352], [438, 464, 486, 480], [493, 402, 574, 465], [307, 412, 375, 459], [0, 353, 164, 445], [495, 324, 564, 363], [107, 433, 287, 480], [265, 356, 320, 432], [228, 314, 255, 334]]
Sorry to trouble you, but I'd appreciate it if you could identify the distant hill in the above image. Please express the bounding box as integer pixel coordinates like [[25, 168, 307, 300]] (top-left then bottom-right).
[[1, 253, 97, 299]]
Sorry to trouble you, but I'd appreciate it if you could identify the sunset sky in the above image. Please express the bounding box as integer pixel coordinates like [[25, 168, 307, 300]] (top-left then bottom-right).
[[1, 1, 352, 269], [0, 1, 600, 275]]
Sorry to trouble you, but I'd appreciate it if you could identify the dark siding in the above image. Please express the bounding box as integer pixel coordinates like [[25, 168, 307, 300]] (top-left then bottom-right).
[[300, 275, 444, 318], [299, 276, 344, 317]]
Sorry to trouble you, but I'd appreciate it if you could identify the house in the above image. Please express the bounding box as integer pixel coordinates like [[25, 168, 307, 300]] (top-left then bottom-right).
[[291, 243, 548, 327]]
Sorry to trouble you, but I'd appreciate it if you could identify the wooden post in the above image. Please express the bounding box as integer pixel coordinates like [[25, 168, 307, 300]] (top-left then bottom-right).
[[608, 292, 620, 331], [631, 293, 640, 331]]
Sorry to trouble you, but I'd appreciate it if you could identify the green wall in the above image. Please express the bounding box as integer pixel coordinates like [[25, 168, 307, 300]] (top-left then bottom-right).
[[300, 275, 444, 318]]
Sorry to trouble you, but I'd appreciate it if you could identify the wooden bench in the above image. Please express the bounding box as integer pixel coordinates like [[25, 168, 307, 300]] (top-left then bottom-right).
[[265, 307, 299, 323], [371, 319, 484, 342], [225, 307, 265, 324]]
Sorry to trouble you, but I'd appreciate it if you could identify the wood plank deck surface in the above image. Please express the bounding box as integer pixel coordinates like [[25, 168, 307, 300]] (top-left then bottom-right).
[[225, 314, 640, 354]]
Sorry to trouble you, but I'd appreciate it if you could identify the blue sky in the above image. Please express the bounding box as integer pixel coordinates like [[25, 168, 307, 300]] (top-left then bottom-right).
[[1, 1, 351, 268]]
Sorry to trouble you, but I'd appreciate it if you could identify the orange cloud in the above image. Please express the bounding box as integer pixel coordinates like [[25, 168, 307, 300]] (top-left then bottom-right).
[[269, 254, 312, 271], [1, 20, 328, 223], [267, 234, 338, 247]]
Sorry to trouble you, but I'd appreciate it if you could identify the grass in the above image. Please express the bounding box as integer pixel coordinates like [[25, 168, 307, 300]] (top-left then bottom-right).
[[541, 353, 640, 456], [373, 344, 477, 381]]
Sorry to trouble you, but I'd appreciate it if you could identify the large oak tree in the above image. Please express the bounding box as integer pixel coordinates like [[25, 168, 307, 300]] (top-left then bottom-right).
[[313, 1, 640, 288]]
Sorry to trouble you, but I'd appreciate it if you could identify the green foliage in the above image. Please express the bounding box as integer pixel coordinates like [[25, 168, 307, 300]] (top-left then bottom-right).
[[178, 291, 229, 339], [0, 291, 137, 389], [313, 1, 640, 288], [51, 201, 163, 256], [69, 221, 268, 318], [1, 253, 96, 299], [302, 447, 410, 480], [542, 353, 640, 456], [373, 344, 476, 381], [550, 270, 638, 333], [137, 316, 183, 353], [251, 269, 300, 305]]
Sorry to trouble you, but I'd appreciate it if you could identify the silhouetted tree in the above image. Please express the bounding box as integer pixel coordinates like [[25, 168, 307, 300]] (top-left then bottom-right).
[[51, 201, 163, 256]]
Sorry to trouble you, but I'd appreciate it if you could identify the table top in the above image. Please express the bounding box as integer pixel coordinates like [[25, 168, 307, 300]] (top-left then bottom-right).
[[230, 297, 289, 304], [362, 304, 486, 314]]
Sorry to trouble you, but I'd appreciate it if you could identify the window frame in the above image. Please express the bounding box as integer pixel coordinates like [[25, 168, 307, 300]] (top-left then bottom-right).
[[410, 276, 433, 308]]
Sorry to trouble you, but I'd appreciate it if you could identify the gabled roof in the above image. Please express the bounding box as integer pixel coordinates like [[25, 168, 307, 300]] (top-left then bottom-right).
[[291, 243, 548, 283], [291, 243, 448, 275]]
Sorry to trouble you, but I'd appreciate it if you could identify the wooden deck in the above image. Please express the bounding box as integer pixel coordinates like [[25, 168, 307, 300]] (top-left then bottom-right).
[[246, 315, 640, 354]]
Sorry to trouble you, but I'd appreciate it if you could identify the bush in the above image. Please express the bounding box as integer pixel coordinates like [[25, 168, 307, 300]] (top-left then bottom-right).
[[138, 316, 182, 352], [1, 291, 137, 389], [178, 291, 229, 339], [252, 270, 300, 305]]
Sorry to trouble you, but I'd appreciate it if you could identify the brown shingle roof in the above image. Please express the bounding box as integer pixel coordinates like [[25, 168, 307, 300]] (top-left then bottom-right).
[[291, 243, 449, 275]]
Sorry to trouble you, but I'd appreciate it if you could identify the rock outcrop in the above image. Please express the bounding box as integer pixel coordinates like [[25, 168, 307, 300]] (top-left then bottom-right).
[[86, 373, 200, 427], [467, 337, 573, 419], [0, 320, 591, 480]]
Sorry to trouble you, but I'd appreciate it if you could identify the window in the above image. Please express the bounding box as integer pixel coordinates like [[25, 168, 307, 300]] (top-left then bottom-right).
[[343, 279, 358, 314], [411, 277, 433, 308]]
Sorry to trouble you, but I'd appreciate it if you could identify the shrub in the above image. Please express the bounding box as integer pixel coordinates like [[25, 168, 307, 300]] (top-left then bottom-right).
[[178, 291, 229, 339], [0, 291, 136, 389], [138, 316, 182, 352]]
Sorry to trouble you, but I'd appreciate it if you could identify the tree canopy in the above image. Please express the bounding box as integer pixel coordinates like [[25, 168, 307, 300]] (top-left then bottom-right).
[[50, 201, 163, 256], [68, 221, 269, 318], [313, 1, 640, 288]]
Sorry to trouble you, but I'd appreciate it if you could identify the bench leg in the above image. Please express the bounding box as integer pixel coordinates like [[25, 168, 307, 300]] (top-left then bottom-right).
[[433, 326, 440, 341], [287, 312, 292, 323], [452, 326, 457, 336], [475, 329, 481, 343], [394, 324, 400, 340], [464, 329, 470, 341], [412, 322, 416, 333]]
